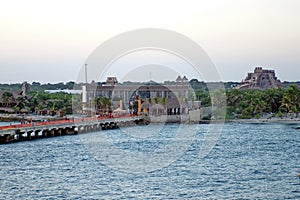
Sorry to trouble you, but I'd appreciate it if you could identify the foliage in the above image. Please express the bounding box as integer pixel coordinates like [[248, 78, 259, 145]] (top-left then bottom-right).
[[1, 91, 15, 107], [225, 85, 300, 119], [154, 97, 160, 104], [94, 97, 112, 113], [161, 97, 166, 106], [194, 89, 211, 107], [0, 81, 76, 92], [0, 90, 76, 115], [28, 91, 74, 114], [1, 80, 299, 119]]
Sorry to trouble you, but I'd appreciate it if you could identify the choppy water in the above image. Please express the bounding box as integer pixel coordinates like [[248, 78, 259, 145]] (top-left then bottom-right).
[[0, 123, 299, 199]]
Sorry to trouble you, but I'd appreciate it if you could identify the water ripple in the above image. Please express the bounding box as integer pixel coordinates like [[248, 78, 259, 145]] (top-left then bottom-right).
[[0, 123, 299, 199]]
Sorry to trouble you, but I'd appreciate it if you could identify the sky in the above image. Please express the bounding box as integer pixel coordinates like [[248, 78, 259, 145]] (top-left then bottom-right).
[[0, 0, 299, 83]]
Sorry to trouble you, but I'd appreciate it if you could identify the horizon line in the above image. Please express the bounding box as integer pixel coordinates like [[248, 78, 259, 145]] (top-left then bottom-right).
[[0, 79, 300, 85]]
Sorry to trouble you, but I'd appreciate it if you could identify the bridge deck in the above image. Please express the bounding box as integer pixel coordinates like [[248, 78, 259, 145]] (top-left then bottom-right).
[[0, 116, 146, 144]]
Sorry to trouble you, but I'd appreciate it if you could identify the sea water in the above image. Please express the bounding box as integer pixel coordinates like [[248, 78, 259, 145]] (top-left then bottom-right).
[[0, 123, 299, 199]]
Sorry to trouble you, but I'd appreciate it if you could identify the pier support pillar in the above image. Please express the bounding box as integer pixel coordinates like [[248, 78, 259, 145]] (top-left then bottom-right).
[[57, 129, 62, 136], [61, 128, 66, 135], [34, 130, 40, 139], [42, 130, 48, 138], [50, 129, 55, 137], [27, 131, 33, 140], [0, 134, 13, 144]]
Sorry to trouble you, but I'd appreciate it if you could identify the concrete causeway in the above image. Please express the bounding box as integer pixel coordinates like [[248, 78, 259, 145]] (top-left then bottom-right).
[[0, 116, 147, 144]]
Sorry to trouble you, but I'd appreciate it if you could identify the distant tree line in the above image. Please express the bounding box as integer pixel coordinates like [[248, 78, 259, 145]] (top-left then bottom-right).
[[0, 91, 78, 116], [0, 80, 299, 92], [0, 81, 76, 92], [0, 80, 300, 118], [192, 85, 300, 119], [226, 85, 300, 119]]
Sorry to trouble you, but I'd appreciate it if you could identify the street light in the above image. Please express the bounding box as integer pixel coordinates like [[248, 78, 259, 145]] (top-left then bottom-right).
[[89, 97, 92, 117]]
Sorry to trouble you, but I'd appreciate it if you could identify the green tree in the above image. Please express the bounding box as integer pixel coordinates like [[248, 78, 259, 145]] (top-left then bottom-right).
[[154, 97, 160, 104], [94, 97, 112, 113], [16, 96, 26, 111], [1, 91, 14, 107], [280, 85, 300, 116], [161, 97, 166, 106], [211, 89, 226, 107], [263, 88, 283, 113], [195, 89, 211, 107]]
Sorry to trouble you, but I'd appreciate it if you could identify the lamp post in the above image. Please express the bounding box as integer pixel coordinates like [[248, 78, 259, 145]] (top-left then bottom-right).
[[89, 97, 92, 117]]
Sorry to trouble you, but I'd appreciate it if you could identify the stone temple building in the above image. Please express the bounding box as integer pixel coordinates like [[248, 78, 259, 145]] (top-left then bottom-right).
[[237, 67, 281, 90]]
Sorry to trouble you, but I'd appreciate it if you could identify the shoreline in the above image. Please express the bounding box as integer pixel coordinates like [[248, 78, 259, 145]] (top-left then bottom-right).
[[226, 117, 300, 124], [1, 113, 300, 125]]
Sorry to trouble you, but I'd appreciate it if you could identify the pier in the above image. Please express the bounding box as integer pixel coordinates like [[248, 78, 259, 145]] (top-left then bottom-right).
[[0, 116, 147, 144]]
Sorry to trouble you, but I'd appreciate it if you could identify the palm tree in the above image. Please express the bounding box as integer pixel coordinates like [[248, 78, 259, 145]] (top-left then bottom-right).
[[16, 96, 27, 110], [100, 97, 112, 113], [161, 97, 166, 106], [94, 97, 101, 111], [281, 85, 300, 116], [226, 89, 243, 107], [251, 97, 266, 118], [263, 88, 283, 113], [148, 98, 152, 105], [280, 96, 290, 114], [154, 97, 160, 104], [1, 91, 14, 107]]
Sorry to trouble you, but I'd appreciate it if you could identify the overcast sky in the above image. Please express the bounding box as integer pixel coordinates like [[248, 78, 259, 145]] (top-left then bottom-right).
[[0, 0, 299, 83]]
